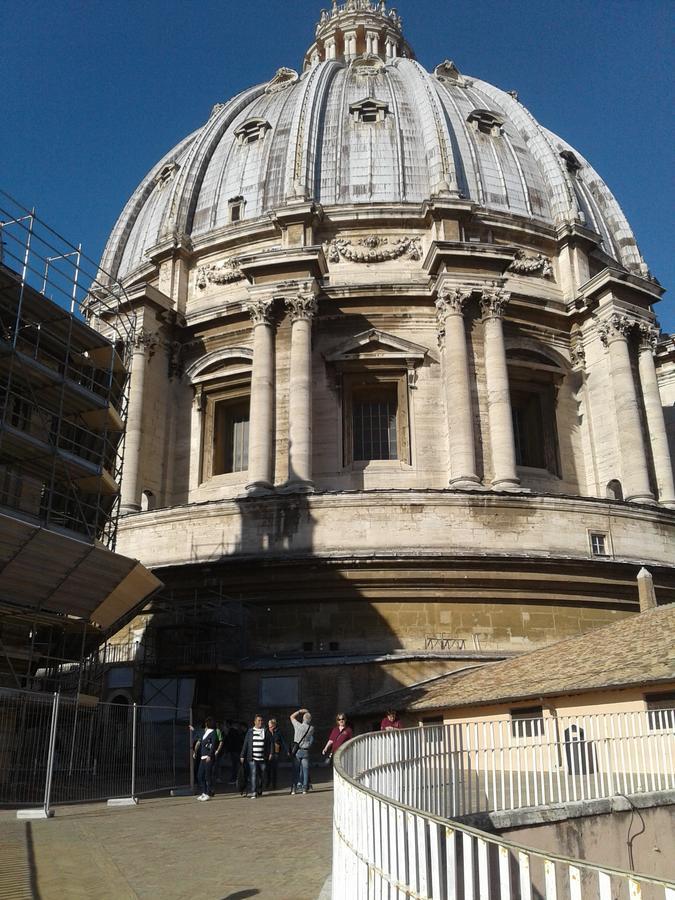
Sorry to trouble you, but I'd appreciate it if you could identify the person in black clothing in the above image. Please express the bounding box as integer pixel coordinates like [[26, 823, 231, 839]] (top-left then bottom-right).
[[265, 718, 287, 790], [226, 721, 245, 785], [194, 716, 223, 801]]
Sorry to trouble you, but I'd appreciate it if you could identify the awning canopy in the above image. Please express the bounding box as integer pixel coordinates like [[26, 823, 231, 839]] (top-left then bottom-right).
[[0, 510, 162, 634]]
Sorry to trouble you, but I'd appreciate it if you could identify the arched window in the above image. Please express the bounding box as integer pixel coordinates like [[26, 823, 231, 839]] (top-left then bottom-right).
[[606, 479, 623, 501], [186, 349, 253, 482], [141, 490, 155, 511]]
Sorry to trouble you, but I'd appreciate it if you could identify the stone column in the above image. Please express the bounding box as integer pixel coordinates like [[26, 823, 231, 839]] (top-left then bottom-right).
[[436, 287, 480, 488], [245, 298, 276, 492], [480, 287, 519, 489], [325, 36, 336, 60], [598, 314, 653, 504], [120, 328, 157, 513], [285, 294, 318, 491], [637, 324, 675, 506]]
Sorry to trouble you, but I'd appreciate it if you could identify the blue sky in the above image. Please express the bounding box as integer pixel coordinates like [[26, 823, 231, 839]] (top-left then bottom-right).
[[2, 0, 673, 330]]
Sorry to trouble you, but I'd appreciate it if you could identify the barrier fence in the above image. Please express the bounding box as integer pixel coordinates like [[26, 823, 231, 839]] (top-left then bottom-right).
[[0, 687, 191, 815], [333, 712, 675, 900]]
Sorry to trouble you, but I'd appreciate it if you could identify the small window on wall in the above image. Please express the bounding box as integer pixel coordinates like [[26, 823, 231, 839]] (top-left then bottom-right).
[[343, 373, 410, 466], [645, 692, 675, 731], [589, 532, 608, 557], [510, 706, 544, 738], [213, 398, 250, 475]]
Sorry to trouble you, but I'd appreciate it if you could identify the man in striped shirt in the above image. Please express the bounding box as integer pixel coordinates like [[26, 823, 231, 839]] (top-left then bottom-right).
[[240, 714, 273, 799]]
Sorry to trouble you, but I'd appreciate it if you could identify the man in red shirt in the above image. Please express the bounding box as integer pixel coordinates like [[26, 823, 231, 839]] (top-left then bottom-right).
[[380, 709, 402, 731]]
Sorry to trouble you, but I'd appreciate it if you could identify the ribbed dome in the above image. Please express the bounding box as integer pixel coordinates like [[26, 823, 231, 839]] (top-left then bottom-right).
[[101, 1, 644, 282]]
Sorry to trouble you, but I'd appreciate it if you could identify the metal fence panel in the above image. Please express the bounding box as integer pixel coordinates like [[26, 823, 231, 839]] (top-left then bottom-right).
[[0, 688, 191, 810]]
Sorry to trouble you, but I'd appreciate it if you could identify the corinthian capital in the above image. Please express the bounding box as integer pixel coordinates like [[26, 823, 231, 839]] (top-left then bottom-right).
[[435, 286, 472, 322], [246, 298, 276, 327], [638, 322, 659, 353], [132, 327, 159, 353], [479, 286, 510, 320], [597, 313, 636, 347], [285, 294, 318, 324]]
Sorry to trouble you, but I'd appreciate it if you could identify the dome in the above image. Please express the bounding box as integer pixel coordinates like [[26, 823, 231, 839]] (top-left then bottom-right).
[[101, 1, 644, 283]]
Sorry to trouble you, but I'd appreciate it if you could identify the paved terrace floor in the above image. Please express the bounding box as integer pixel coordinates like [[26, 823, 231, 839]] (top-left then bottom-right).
[[0, 771, 334, 900]]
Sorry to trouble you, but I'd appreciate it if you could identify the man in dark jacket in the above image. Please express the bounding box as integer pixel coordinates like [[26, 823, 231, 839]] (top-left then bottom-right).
[[240, 714, 273, 798]]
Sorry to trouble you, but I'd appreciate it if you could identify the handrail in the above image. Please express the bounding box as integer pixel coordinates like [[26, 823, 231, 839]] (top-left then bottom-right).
[[332, 721, 675, 899]]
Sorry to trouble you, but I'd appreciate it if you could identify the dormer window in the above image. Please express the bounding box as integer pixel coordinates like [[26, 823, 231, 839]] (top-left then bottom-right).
[[560, 150, 583, 174], [467, 109, 504, 136], [234, 118, 271, 145], [350, 97, 389, 124], [154, 163, 178, 189], [228, 196, 244, 223]]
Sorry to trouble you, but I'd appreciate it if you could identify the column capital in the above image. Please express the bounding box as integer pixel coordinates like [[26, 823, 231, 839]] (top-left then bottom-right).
[[597, 313, 636, 347], [638, 322, 660, 353], [435, 286, 472, 321], [285, 294, 318, 324], [132, 327, 159, 353], [570, 338, 586, 370], [479, 286, 510, 320], [246, 298, 276, 327]]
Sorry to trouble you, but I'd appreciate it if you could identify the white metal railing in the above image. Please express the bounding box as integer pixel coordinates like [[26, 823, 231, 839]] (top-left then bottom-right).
[[333, 712, 675, 899]]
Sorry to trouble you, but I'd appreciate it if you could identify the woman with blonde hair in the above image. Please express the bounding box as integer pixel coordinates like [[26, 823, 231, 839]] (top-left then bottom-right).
[[321, 712, 353, 763]]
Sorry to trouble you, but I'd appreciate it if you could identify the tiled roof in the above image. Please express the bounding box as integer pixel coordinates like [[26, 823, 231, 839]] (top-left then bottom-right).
[[353, 604, 675, 716]]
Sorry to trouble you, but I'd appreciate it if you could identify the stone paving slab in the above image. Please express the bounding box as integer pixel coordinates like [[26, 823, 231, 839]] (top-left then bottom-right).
[[0, 776, 334, 900]]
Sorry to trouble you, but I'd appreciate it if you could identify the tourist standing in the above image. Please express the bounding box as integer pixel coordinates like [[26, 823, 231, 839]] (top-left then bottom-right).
[[321, 713, 353, 763], [380, 709, 403, 731], [240, 714, 273, 799], [289, 707, 314, 795], [265, 718, 286, 790], [194, 716, 223, 801]]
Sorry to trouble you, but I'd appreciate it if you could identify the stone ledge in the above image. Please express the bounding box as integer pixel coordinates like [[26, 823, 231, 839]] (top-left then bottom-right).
[[458, 789, 675, 832]]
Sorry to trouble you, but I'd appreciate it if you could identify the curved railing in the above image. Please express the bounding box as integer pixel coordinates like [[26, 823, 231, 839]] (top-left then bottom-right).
[[333, 714, 675, 899]]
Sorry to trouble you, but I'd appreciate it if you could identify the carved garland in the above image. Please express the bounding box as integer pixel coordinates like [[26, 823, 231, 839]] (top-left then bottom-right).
[[197, 259, 244, 289], [327, 235, 422, 264], [507, 249, 554, 278]]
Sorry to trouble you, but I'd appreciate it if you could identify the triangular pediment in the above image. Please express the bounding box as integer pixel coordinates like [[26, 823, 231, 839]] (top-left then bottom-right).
[[325, 329, 428, 363]]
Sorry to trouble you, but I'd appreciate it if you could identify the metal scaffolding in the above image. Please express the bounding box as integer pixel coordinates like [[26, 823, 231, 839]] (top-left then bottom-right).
[[0, 189, 135, 550]]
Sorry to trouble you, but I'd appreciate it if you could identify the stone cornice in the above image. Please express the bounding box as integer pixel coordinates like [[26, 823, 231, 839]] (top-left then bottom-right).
[[578, 266, 664, 305], [423, 240, 516, 277], [238, 245, 328, 282]]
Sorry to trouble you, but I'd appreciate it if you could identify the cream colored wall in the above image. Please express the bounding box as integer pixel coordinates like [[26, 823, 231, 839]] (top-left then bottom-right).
[[122, 214, 672, 513], [116, 491, 675, 571], [437, 684, 675, 778]]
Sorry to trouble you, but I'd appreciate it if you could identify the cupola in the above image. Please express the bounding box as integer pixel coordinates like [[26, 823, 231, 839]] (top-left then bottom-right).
[[304, 0, 415, 68]]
